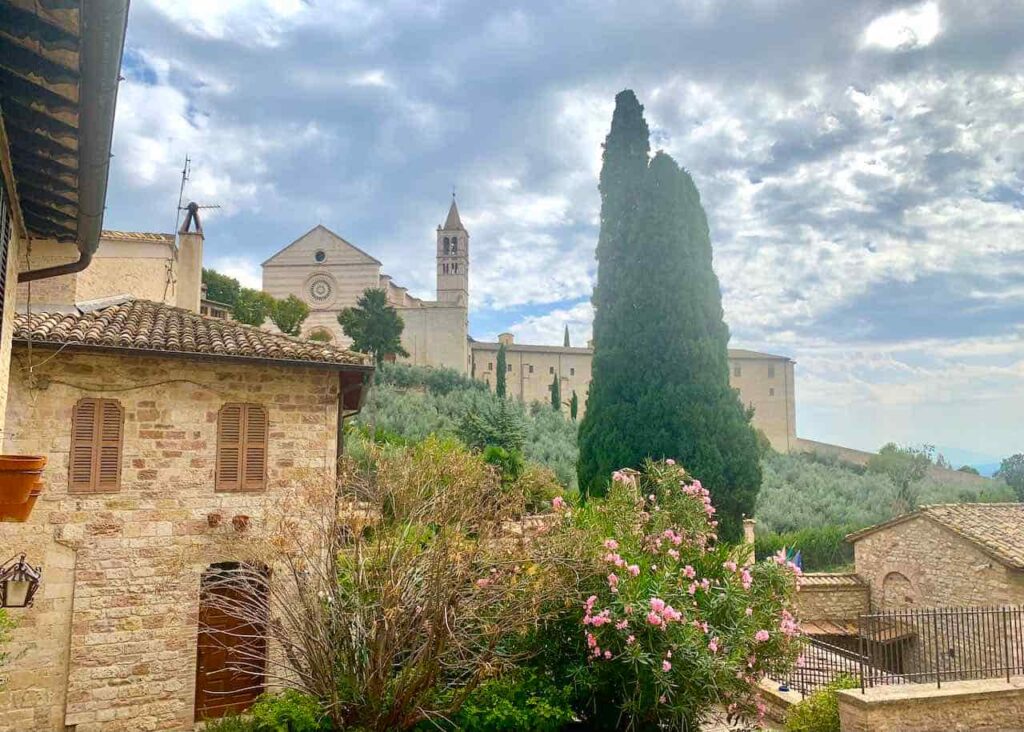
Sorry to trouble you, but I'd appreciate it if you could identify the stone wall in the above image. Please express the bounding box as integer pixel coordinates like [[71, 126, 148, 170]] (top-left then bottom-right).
[[853, 516, 1024, 609], [837, 677, 1024, 732], [398, 303, 469, 374], [0, 350, 340, 732], [795, 577, 870, 623]]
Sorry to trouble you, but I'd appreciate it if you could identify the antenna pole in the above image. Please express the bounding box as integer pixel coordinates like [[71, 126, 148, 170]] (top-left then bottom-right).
[[173, 154, 190, 236]]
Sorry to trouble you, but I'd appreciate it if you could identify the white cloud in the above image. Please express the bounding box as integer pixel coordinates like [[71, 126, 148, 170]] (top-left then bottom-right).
[[862, 1, 942, 52], [208, 255, 262, 290], [504, 301, 594, 346]]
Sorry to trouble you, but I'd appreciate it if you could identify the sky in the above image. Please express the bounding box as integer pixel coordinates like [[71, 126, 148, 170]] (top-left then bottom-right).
[[102, 0, 1024, 465]]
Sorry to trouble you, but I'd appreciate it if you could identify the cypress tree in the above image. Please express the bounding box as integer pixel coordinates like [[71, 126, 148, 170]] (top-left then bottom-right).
[[577, 91, 761, 541], [496, 343, 508, 399], [570, 390, 579, 421], [563, 324, 571, 348], [550, 373, 561, 411]]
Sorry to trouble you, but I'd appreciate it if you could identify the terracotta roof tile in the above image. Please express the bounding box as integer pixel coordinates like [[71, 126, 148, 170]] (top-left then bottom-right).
[[101, 230, 175, 243], [847, 503, 1024, 570], [14, 298, 369, 369]]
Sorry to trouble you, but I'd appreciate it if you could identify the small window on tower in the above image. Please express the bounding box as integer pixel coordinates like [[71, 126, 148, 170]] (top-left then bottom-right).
[[570, 367, 575, 376], [443, 237, 450, 254], [769, 387, 776, 397], [488, 362, 493, 371], [549, 366, 554, 375], [451, 238, 458, 254], [528, 364, 534, 374], [507, 363, 512, 373], [452, 263, 458, 274]]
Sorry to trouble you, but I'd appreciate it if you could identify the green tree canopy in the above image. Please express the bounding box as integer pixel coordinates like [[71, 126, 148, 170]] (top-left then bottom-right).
[[496, 343, 508, 399], [570, 390, 579, 421], [233, 287, 275, 327], [270, 294, 311, 336], [996, 453, 1024, 500], [867, 443, 934, 513], [550, 373, 561, 411], [337, 288, 409, 365], [201, 268, 240, 307], [577, 90, 761, 541]]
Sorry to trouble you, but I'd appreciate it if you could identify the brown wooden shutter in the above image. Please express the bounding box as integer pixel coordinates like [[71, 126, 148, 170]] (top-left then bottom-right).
[[216, 404, 243, 491], [242, 405, 268, 491], [69, 398, 124, 493]]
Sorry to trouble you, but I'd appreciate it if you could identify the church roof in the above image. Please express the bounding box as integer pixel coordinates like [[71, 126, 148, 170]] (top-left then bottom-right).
[[443, 199, 465, 230]]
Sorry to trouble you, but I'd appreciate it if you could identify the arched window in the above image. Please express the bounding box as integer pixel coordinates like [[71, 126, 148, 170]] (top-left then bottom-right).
[[451, 237, 458, 254], [443, 237, 450, 254], [452, 263, 458, 274]]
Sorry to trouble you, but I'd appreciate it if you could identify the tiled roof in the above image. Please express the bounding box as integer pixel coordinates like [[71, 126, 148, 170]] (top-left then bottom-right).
[[847, 503, 1024, 570], [728, 348, 792, 361], [799, 573, 866, 588], [13, 297, 369, 369], [101, 231, 175, 243]]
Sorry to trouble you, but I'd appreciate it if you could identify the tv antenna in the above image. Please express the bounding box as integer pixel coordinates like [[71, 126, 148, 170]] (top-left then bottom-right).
[[173, 154, 220, 235]]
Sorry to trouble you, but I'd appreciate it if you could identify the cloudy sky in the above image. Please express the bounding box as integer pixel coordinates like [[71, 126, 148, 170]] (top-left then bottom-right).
[[103, 0, 1024, 465]]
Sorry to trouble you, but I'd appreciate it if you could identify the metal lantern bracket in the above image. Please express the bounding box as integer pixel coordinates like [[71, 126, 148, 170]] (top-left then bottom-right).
[[0, 554, 43, 609]]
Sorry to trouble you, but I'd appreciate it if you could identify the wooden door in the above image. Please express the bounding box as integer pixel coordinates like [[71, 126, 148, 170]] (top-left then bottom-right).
[[194, 563, 269, 720]]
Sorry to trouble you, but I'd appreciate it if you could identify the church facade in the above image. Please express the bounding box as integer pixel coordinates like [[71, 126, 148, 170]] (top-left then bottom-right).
[[260, 200, 798, 451]]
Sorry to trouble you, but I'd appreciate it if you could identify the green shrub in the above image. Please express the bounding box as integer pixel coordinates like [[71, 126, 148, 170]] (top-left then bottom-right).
[[442, 669, 576, 732], [784, 675, 859, 732], [483, 445, 525, 488], [375, 362, 485, 396], [200, 691, 330, 732], [755, 525, 857, 572]]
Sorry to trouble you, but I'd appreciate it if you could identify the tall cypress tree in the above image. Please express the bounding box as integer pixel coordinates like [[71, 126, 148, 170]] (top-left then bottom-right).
[[550, 373, 561, 411], [577, 91, 761, 541], [496, 343, 508, 399]]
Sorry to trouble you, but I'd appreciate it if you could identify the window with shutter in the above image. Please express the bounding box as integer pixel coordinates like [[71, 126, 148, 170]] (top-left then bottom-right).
[[216, 404, 268, 492], [69, 398, 125, 493]]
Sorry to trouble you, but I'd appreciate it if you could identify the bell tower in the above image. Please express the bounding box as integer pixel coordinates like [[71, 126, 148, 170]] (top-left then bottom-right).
[[437, 196, 469, 305]]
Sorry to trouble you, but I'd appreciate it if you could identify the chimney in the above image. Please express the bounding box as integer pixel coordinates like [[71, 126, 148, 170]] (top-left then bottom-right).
[[498, 332, 514, 346], [742, 518, 757, 566], [176, 202, 205, 313]]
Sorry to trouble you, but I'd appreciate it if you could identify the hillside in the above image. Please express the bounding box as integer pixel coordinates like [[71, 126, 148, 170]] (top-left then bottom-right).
[[356, 364, 1014, 528]]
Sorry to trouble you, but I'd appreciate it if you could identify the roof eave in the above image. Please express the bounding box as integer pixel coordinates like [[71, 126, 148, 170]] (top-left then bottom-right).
[[17, 0, 130, 283], [12, 339, 374, 373]]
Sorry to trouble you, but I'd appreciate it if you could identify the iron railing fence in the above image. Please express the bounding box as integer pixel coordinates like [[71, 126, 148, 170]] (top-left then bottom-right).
[[857, 605, 1024, 690], [777, 606, 1024, 697], [782, 636, 868, 697]]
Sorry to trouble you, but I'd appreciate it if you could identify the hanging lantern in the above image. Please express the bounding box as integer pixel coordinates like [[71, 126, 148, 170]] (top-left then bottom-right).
[[0, 554, 42, 608]]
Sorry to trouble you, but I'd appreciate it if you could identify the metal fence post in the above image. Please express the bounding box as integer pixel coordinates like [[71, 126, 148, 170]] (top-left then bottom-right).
[[1003, 607, 1011, 683], [931, 609, 942, 689], [859, 613, 866, 693]]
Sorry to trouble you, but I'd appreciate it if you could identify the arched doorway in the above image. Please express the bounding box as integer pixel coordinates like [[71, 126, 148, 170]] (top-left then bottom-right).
[[194, 562, 269, 721]]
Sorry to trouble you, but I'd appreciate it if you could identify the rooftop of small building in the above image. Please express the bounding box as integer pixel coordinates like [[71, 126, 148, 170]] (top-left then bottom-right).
[[846, 503, 1024, 570], [13, 296, 371, 370], [101, 230, 175, 244]]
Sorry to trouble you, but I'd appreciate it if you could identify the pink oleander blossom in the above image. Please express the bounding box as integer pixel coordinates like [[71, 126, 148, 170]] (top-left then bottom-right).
[[662, 660, 672, 671], [646, 612, 663, 627], [603, 538, 619, 551], [627, 564, 640, 577], [708, 637, 719, 653], [723, 560, 737, 572], [552, 496, 565, 510], [650, 598, 666, 613], [755, 629, 770, 642], [683, 564, 696, 579]]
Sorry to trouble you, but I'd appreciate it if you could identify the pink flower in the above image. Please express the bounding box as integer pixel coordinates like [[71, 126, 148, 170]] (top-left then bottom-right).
[[708, 637, 719, 653], [607, 573, 619, 590], [604, 650, 612, 659], [586, 633, 597, 649], [662, 660, 672, 672], [745, 607, 753, 617], [627, 564, 640, 577], [475, 578, 489, 588], [646, 612, 663, 627], [615, 619, 629, 630], [552, 496, 565, 510], [723, 560, 737, 572], [648, 494, 656, 502], [687, 582, 697, 595], [585, 595, 597, 612], [741, 569, 753, 590], [755, 630, 770, 642], [665, 458, 675, 465], [603, 539, 619, 551], [627, 635, 636, 645], [667, 549, 679, 560], [683, 565, 696, 579], [650, 598, 666, 613]]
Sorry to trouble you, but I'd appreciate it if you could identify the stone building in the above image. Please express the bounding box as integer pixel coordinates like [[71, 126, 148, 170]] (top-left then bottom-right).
[[0, 297, 371, 731], [263, 203, 799, 449], [846, 503, 1024, 609], [261, 200, 469, 373]]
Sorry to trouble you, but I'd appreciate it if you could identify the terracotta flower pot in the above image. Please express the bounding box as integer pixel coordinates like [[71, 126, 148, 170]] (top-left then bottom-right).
[[232, 515, 250, 533], [207, 512, 223, 528], [0, 455, 47, 505], [0, 488, 42, 523]]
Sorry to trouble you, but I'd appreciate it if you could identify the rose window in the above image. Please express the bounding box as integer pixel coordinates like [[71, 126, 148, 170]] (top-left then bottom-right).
[[309, 277, 333, 303]]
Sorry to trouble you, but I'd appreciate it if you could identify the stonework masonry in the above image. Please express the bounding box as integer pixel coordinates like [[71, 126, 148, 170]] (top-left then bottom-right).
[[852, 516, 1024, 610], [837, 676, 1024, 732], [0, 350, 341, 732], [796, 580, 870, 623]]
